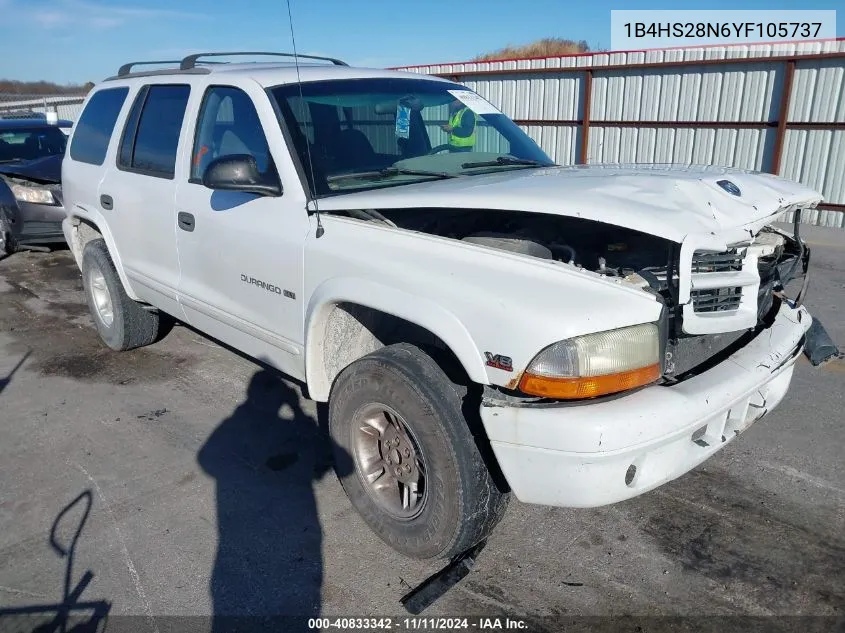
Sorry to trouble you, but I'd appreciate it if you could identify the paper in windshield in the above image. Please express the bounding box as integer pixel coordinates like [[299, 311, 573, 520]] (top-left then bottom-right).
[[447, 90, 500, 115]]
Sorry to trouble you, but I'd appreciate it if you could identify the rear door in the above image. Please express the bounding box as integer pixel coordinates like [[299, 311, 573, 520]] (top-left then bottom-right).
[[97, 82, 191, 317], [174, 83, 310, 379]]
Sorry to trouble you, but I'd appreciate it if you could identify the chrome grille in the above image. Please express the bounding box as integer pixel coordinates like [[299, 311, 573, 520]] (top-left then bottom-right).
[[691, 286, 743, 313], [691, 249, 744, 273]]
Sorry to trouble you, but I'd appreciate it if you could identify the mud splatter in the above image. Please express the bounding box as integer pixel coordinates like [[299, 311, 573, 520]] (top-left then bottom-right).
[[36, 349, 194, 384]]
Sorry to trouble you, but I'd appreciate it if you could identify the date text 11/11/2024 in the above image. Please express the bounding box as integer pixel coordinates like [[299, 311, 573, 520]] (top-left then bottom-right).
[[307, 617, 529, 630]]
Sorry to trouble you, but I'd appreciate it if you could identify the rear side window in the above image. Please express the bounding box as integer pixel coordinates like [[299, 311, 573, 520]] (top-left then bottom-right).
[[69, 87, 129, 165], [118, 84, 190, 178]]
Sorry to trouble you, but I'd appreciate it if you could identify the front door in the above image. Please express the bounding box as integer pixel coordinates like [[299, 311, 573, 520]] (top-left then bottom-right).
[[174, 84, 309, 379]]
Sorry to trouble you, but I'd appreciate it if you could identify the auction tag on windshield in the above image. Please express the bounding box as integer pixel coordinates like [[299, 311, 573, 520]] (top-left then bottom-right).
[[395, 104, 411, 139], [447, 90, 500, 115]]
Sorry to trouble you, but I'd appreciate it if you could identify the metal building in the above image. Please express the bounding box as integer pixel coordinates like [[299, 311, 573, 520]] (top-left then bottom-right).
[[398, 38, 845, 227]]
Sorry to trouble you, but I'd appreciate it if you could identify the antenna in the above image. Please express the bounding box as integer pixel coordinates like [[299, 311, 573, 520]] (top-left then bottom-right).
[[286, 0, 324, 238]]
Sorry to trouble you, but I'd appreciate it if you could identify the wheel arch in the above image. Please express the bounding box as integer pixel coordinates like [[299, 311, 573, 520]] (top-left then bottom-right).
[[304, 278, 489, 402], [64, 210, 140, 301]]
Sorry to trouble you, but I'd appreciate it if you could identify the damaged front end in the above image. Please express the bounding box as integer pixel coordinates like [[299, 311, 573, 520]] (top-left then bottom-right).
[[649, 214, 813, 380], [348, 203, 836, 384], [659, 209, 840, 376]]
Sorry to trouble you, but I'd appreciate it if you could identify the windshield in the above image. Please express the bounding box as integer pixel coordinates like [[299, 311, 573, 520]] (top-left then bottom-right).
[[0, 126, 67, 163], [269, 78, 554, 196]]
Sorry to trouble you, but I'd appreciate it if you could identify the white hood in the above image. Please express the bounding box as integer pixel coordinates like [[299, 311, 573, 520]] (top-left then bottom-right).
[[312, 164, 823, 243]]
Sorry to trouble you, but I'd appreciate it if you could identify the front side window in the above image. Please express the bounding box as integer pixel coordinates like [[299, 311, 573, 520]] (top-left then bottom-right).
[[191, 86, 273, 182], [119, 84, 190, 178], [0, 126, 67, 163], [269, 78, 554, 197], [69, 87, 129, 165]]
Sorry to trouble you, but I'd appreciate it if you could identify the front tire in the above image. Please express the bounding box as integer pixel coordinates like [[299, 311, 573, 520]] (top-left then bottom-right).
[[81, 239, 165, 351], [329, 343, 509, 560]]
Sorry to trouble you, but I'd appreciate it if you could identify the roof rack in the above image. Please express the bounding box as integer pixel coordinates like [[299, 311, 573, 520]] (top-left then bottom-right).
[[117, 60, 182, 77], [179, 51, 348, 70]]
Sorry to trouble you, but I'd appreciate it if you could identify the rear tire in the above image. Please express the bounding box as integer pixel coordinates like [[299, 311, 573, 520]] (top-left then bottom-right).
[[328, 343, 509, 560], [81, 239, 165, 351]]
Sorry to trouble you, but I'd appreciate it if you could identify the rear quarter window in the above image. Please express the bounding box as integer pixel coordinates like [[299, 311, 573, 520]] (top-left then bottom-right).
[[69, 87, 129, 165]]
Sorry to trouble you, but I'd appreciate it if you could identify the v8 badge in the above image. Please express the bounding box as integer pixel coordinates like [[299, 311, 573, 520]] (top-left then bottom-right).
[[485, 352, 513, 372]]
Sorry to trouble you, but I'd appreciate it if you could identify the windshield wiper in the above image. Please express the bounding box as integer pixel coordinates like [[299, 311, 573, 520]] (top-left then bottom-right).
[[0, 158, 25, 164], [461, 156, 548, 169], [326, 167, 457, 183]]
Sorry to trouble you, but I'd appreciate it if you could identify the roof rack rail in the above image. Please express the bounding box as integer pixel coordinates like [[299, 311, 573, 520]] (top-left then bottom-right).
[[117, 60, 182, 77], [180, 51, 348, 70]]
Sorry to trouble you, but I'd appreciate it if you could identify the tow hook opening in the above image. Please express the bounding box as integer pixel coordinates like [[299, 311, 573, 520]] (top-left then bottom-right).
[[624, 463, 638, 487], [691, 425, 709, 447]]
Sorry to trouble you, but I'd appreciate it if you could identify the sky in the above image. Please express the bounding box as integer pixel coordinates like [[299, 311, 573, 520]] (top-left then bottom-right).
[[0, 0, 842, 85]]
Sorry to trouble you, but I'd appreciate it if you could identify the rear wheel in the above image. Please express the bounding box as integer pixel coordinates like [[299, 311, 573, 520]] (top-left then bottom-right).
[[81, 239, 168, 351], [329, 343, 509, 560]]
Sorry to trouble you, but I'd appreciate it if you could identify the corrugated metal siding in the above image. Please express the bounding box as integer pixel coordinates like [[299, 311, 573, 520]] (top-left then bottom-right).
[[586, 127, 774, 170], [399, 39, 845, 228]]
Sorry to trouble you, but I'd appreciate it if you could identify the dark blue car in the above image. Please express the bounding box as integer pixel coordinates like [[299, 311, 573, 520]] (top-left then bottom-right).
[[0, 117, 73, 258]]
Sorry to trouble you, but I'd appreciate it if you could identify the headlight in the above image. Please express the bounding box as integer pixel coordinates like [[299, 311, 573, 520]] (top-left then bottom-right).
[[519, 323, 661, 399], [10, 183, 55, 205]]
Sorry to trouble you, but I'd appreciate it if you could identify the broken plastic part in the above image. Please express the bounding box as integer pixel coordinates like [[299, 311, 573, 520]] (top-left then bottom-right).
[[803, 318, 841, 366], [400, 540, 487, 614]]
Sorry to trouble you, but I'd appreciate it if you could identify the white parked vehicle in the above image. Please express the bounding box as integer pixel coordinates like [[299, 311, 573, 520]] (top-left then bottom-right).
[[62, 52, 822, 560]]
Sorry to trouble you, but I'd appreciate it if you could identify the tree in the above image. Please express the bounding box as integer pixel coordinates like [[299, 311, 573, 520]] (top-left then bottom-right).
[[0, 79, 90, 95], [474, 38, 590, 62]]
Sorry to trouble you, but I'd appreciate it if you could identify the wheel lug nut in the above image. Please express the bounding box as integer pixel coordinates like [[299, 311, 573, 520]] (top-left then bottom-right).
[[386, 457, 392, 465], [404, 464, 411, 473], [404, 448, 410, 457]]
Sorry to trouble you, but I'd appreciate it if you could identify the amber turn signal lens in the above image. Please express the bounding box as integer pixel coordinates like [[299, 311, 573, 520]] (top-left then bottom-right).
[[519, 363, 661, 400]]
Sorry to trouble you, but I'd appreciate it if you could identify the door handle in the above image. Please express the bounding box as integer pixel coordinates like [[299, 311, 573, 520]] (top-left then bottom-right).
[[100, 194, 113, 210], [177, 212, 195, 232]]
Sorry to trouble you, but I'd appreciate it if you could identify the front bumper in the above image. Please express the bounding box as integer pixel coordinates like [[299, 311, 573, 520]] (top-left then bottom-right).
[[481, 301, 811, 508]]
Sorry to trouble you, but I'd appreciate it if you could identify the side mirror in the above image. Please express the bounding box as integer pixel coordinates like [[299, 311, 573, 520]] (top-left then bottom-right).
[[202, 154, 282, 197]]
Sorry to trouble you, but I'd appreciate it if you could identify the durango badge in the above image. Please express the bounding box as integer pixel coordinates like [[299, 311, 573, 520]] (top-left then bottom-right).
[[240, 274, 283, 295]]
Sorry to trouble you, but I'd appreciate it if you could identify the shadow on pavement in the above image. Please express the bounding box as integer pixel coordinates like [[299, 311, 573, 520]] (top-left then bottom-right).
[[197, 368, 351, 632], [0, 490, 111, 633], [0, 350, 30, 398]]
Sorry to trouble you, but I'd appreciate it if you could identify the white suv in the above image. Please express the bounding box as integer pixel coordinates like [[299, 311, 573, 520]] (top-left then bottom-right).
[[62, 52, 821, 560]]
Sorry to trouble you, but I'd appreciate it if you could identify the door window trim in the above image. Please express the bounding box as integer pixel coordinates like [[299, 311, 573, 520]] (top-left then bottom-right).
[[188, 84, 276, 186], [116, 83, 191, 180]]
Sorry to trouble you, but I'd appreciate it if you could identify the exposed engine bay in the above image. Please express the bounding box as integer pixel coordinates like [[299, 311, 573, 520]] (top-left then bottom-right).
[[337, 206, 811, 381], [347, 207, 677, 276], [343, 207, 805, 294]]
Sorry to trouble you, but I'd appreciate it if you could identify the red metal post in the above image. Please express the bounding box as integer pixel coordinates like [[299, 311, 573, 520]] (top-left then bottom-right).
[[771, 60, 796, 176], [579, 70, 593, 164]]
